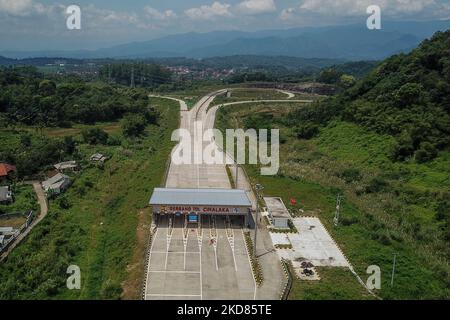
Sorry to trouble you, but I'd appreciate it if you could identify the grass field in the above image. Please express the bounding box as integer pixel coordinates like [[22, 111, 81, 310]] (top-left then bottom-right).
[[0, 98, 179, 300], [0, 185, 37, 216], [0, 122, 122, 139], [216, 102, 450, 300], [288, 267, 375, 300]]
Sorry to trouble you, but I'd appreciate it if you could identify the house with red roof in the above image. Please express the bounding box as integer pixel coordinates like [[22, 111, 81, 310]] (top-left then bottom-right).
[[0, 163, 17, 183]]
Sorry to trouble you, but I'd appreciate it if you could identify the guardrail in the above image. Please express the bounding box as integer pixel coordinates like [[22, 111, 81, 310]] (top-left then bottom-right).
[[280, 259, 293, 300]]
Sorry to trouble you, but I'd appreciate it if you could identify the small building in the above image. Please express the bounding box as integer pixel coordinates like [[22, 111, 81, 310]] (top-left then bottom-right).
[[42, 173, 71, 195], [264, 197, 292, 229], [90, 153, 108, 163], [149, 188, 252, 226], [54, 161, 78, 172], [0, 186, 13, 204], [0, 163, 17, 183], [0, 227, 16, 236]]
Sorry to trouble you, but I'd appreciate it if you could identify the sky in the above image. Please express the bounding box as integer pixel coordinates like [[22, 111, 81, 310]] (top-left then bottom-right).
[[0, 0, 449, 51]]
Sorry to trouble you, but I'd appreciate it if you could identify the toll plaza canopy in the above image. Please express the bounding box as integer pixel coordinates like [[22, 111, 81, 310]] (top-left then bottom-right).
[[149, 188, 252, 215]]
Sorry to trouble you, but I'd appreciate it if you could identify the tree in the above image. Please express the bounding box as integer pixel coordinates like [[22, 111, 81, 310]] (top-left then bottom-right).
[[391, 131, 415, 161], [295, 124, 319, 139], [81, 128, 109, 145], [63, 136, 77, 155], [318, 68, 343, 84], [340, 74, 356, 88], [39, 80, 56, 96], [415, 142, 438, 163], [121, 114, 147, 137]]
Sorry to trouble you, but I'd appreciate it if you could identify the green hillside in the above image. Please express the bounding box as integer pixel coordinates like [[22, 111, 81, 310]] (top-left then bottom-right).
[[215, 30, 450, 299], [291, 30, 450, 161]]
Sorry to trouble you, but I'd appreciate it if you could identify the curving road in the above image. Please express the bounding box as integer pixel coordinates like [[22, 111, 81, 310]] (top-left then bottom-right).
[[148, 89, 312, 300]]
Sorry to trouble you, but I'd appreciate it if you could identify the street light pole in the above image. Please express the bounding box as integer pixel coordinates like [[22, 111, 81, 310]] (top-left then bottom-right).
[[254, 184, 264, 258], [235, 164, 239, 189]]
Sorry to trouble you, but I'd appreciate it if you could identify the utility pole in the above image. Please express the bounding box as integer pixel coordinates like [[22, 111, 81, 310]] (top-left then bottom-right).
[[130, 65, 135, 88], [312, 73, 316, 96], [391, 253, 397, 287], [108, 64, 112, 83], [254, 184, 264, 257], [333, 194, 343, 227], [235, 164, 239, 189]]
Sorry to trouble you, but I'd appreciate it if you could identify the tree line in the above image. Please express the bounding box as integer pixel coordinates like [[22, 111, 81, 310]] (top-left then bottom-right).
[[0, 66, 159, 127]]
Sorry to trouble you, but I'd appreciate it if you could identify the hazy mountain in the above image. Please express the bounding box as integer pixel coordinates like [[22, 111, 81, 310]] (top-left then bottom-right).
[[1, 20, 448, 60]]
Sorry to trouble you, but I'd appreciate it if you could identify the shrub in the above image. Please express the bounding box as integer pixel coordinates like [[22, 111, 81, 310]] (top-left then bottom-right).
[[415, 142, 438, 163], [107, 134, 122, 146], [295, 124, 319, 140], [365, 176, 388, 193], [391, 132, 415, 161], [340, 168, 362, 183], [100, 279, 122, 300], [81, 128, 109, 145], [340, 216, 359, 226], [122, 114, 147, 137], [57, 195, 71, 209]]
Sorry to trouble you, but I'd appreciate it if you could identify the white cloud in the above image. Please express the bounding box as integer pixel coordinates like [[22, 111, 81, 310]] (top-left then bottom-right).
[[0, 0, 41, 16], [236, 0, 277, 15], [280, 7, 296, 21], [185, 1, 232, 20], [297, 0, 449, 17], [144, 6, 177, 20]]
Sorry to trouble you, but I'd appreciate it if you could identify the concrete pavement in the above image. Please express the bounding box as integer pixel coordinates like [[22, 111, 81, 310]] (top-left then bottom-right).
[[145, 90, 311, 300]]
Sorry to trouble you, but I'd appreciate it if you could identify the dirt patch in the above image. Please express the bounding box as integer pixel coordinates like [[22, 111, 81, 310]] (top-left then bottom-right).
[[121, 208, 152, 300], [0, 216, 26, 228]]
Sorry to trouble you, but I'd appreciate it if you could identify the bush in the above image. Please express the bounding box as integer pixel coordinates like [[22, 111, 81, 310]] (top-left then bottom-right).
[[57, 195, 71, 209], [100, 279, 122, 300], [340, 168, 362, 183], [415, 142, 438, 163], [121, 114, 147, 137], [365, 176, 388, 193], [295, 124, 319, 140], [391, 132, 415, 161], [340, 215, 359, 226], [81, 128, 109, 145], [107, 134, 122, 146]]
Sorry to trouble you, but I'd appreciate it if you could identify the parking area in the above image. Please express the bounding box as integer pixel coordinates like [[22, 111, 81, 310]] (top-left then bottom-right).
[[145, 215, 256, 300], [275, 217, 350, 267]]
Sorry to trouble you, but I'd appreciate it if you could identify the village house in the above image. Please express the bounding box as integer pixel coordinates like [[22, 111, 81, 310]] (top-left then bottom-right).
[[90, 153, 108, 164], [42, 173, 71, 195], [0, 163, 17, 183], [0, 186, 13, 204], [54, 161, 78, 173]]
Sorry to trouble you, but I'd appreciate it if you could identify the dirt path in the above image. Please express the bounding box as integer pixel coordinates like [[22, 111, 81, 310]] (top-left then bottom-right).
[[0, 182, 48, 262]]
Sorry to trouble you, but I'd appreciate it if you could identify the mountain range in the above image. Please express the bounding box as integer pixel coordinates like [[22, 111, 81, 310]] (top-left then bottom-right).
[[1, 20, 449, 61]]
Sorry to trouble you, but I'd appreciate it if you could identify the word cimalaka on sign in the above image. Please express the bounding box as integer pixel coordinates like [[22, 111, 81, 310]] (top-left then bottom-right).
[[157, 205, 247, 214]]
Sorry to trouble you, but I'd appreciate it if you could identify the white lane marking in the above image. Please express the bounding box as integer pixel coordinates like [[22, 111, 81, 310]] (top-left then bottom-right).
[[152, 251, 200, 254], [149, 271, 201, 274], [146, 294, 201, 297], [183, 222, 188, 271], [226, 217, 237, 271], [144, 227, 159, 295], [165, 219, 174, 270], [197, 228, 203, 301], [242, 229, 257, 301]]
